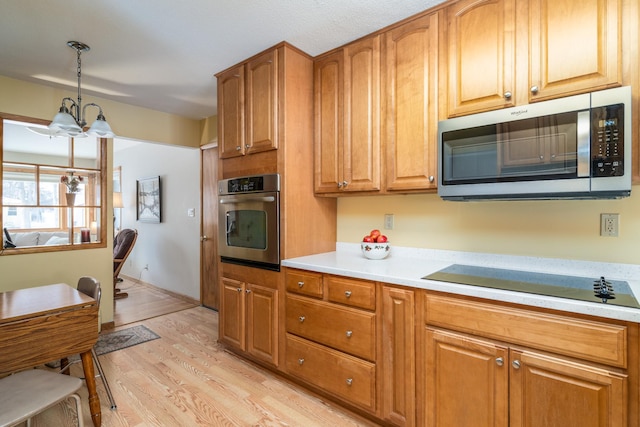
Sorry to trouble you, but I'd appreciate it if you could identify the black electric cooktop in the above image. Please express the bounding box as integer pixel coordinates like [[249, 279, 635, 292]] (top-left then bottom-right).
[[423, 264, 640, 309]]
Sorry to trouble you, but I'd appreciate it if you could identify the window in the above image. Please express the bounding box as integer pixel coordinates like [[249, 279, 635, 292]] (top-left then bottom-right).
[[1, 114, 106, 253]]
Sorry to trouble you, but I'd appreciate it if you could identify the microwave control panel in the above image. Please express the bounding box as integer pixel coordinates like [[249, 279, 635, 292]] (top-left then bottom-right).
[[591, 104, 624, 177]]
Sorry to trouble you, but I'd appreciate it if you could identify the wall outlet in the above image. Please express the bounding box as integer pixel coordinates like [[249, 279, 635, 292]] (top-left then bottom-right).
[[600, 213, 619, 237], [384, 214, 394, 230]]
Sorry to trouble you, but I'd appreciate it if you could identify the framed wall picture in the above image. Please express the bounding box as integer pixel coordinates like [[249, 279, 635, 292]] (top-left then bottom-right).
[[136, 176, 161, 223]]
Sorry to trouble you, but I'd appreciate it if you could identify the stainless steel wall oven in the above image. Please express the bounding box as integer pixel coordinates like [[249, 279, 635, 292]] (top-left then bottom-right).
[[218, 174, 280, 271]]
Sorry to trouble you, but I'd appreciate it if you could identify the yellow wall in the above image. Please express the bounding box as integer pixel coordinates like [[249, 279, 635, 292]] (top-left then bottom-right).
[[0, 75, 202, 147], [338, 187, 640, 264], [0, 75, 209, 323]]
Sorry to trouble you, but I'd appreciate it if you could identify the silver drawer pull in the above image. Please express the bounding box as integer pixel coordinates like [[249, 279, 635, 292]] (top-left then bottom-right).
[[236, 287, 242, 292], [298, 358, 304, 365], [346, 330, 353, 338], [496, 357, 504, 367], [235, 146, 242, 151], [345, 378, 353, 386], [344, 290, 352, 298], [298, 316, 305, 323], [298, 281, 304, 288], [512, 360, 521, 369]]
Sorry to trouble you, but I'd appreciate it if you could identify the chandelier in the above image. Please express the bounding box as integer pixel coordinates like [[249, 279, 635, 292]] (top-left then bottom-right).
[[29, 41, 115, 138]]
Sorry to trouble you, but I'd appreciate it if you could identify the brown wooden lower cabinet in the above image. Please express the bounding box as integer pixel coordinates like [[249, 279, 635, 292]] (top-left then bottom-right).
[[285, 333, 376, 411], [219, 264, 279, 367], [424, 293, 635, 427], [221, 268, 637, 426]]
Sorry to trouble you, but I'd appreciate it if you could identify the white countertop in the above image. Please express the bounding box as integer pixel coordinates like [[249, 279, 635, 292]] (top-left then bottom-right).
[[282, 243, 640, 323]]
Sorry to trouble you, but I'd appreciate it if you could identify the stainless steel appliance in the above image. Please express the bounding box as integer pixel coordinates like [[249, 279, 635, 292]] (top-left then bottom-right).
[[438, 86, 631, 200], [218, 174, 280, 271]]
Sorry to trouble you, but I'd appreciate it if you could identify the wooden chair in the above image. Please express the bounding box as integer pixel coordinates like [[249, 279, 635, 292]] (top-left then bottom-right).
[[0, 369, 84, 427], [113, 228, 138, 299], [59, 277, 117, 410]]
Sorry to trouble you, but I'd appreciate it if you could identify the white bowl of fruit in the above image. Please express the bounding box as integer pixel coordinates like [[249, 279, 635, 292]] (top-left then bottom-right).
[[361, 229, 390, 260]]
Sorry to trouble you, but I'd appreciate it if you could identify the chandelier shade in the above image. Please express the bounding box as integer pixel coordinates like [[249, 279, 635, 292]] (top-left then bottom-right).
[[28, 41, 116, 139]]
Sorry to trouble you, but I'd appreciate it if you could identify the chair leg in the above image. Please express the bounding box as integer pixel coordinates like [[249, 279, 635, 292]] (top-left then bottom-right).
[[91, 348, 117, 410], [70, 393, 85, 427]]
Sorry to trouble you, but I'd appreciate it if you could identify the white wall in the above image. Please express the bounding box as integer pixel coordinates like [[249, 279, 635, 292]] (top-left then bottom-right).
[[114, 140, 201, 300]]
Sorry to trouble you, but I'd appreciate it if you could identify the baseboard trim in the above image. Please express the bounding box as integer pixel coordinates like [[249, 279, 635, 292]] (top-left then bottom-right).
[[101, 321, 115, 331], [120, 274, 200, 306]]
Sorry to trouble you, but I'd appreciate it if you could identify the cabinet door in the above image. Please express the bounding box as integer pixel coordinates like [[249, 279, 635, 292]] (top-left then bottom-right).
[[384, 13, 439, 192], [528, 0, 621, 102], [220, 277, 245, 349], [445, 0, 516, 116], [343, 35, 381, 192], [381, 286, 415, 426], [425, 328, 509, 427], [510, 349, 627, 427], [246, 283, 278, 366], [218, 65, 245, 158], [314, 50, 344, 193], [246, 49, 279, 155]]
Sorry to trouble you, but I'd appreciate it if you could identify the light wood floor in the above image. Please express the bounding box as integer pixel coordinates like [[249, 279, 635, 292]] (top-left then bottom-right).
[[27, 283, 379, 426], [113, 276, 199, 327]]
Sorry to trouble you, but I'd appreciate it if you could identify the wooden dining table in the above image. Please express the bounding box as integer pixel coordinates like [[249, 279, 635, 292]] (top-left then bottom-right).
[[0, 283, 102, 426]]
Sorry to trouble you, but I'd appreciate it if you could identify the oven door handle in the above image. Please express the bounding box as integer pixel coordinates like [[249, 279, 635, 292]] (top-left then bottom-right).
[[219, 196, 276, 204]]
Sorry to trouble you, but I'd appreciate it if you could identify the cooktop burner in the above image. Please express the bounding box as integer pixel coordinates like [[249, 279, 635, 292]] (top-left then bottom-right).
[[423, 264, 640, 309]]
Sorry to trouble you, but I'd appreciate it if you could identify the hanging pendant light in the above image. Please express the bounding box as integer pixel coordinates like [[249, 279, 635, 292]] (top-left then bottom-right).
[[28, 41, 116, 138]]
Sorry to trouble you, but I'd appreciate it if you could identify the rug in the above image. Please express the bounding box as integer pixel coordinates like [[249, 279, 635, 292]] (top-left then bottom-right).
[[94, 325, 160, 356], [46, 325, 160, 368]]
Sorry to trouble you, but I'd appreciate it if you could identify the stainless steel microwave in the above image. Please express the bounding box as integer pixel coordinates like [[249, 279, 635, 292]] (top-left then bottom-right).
[[437, 86, 631, 201]]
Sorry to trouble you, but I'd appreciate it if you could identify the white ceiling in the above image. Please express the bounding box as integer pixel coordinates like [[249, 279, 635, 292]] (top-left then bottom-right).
[[0, 0, 445, 121]]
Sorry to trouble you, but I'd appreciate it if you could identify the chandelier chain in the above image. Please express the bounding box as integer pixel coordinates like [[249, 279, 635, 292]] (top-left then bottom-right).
[[76, 45, 83, 124]]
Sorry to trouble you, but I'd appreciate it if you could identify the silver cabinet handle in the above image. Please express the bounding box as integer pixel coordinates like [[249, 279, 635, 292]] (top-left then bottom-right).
[[496, 357, 504, 366], [504, 91, 512, 99], [235, 146, 242, 151], [245, 144, 250, 149], [344, 290, 352, 298], [346, 378, 353, 386], [298, 281, 305, 288], [512, 360, 521, 369], [298, 316, 305, 323], [236, 288, 242, 292], [342, 180, 348, 187], [245, 289, 251, 294], [530, 85, 539, 94], [298, 358, 305, 365], [200, 235, 208, 241], [429, 175, 435, 183], [346, 330, 353, 338]]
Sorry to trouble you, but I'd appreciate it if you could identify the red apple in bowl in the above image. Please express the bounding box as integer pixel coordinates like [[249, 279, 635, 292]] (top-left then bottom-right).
[[376, 234, 388, 243], [362, 235, 374, 243]]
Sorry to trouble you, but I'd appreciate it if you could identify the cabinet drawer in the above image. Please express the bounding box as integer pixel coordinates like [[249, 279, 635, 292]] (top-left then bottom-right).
[[286, 294, 376, 361], [327, 275, 376, 310], [285, 334, 376, 412], [425, 293, 628, 368], [285, 269, 323, 298]]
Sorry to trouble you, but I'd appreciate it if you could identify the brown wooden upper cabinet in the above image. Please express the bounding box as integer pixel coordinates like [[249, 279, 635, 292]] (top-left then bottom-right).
[[218, 48, 279, 158], [314, 36, 381, 194], [315, 13, 441, 195], [383, 12, 440, 192], [444, 0, 622, 117]]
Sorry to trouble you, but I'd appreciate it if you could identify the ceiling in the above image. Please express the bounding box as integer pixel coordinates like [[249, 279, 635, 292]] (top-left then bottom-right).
[[0, 0, 445, 121]]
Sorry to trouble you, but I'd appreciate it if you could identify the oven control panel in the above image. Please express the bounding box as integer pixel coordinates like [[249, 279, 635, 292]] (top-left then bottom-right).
[[219, 173, 280, 195]]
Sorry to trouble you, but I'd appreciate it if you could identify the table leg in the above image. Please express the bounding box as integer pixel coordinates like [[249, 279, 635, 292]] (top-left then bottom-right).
[[81, 350, 102, 427]]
